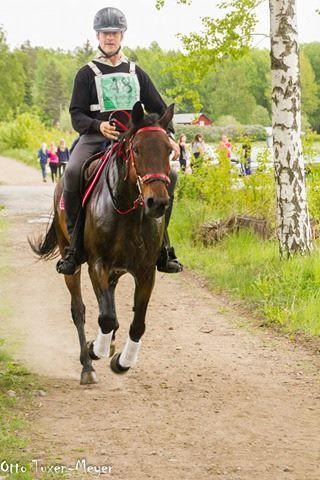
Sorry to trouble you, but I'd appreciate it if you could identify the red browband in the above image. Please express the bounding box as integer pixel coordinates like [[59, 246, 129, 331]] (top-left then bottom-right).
[[132, 126, 170, 184]]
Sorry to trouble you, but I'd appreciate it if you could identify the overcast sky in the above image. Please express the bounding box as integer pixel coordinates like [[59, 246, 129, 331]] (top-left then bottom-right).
[[0, 0, 319, 52]]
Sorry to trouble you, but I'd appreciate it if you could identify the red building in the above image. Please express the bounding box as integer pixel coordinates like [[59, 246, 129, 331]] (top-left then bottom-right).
[[173, 113, 213, 126]]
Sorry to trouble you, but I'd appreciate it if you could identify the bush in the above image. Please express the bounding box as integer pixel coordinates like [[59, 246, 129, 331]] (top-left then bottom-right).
[[250, 105, 270, 126], [0, 113, 47, 150], [0, 113, 76, 165], [177, 147, 276, 223], [215, 115, 241, 127]]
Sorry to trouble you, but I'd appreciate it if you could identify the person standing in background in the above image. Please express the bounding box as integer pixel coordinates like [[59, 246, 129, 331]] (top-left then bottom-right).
[[37, 143, 48, 182], [178, 134, 189, 172], [48, 142, 59, 183], [219, 134, 232, 159], [241, 138, 252, 175], [191, 134, 205, 160], [57, 139, 70, 178]]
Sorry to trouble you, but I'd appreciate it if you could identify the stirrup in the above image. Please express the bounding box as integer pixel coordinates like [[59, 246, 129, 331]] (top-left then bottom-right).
[[56, 248, 78, 275], [157, 246, 183, 274]]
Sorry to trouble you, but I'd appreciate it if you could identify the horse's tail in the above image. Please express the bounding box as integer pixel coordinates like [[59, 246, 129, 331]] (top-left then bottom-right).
[[28, 212, 59, 260]]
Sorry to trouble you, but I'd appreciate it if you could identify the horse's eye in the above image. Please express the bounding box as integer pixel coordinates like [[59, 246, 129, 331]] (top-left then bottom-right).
[[133, 146, 139, 156]]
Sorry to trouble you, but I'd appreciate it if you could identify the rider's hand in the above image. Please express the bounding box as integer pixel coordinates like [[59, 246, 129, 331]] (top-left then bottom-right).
[[99, 121, 119, 140], [168, 137, 180, 161]]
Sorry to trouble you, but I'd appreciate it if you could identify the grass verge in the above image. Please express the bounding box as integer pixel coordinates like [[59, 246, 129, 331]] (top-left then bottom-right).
[[170, 198, 320, 336], [0, 216, 59, 479]]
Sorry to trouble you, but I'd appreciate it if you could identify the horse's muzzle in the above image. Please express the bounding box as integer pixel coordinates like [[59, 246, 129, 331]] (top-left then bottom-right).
[[144, 196, 169, 218]]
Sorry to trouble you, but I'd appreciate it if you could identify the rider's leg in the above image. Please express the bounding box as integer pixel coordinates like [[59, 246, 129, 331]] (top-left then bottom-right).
[[56, 133, 106, 275], [157, 168, 183, 273]]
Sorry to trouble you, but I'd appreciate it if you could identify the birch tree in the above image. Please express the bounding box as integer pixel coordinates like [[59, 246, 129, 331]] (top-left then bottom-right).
[[157, 0, 313, 257], [269, 0, 312, 256]]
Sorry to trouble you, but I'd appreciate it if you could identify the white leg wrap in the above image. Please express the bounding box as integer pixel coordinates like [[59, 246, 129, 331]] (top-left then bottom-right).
[[119, 337, 141, 368], [93, 329, 113, 358]]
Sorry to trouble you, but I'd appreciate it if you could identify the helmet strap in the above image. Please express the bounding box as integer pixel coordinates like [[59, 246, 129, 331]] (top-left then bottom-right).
[[98, 44, 122, 59]]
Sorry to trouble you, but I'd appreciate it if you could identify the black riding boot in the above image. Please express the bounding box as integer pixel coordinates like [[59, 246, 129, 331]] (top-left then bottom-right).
[[56, 190, 82, 275], [157, 229, 183, 273], [156, 170, 183, 273]]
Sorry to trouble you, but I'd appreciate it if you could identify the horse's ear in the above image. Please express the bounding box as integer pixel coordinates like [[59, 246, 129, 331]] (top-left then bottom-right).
[[158, 104, 175, 130], [131, 102, 145, 125]]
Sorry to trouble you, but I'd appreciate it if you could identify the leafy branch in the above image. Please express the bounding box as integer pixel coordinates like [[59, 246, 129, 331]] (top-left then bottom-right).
[[155, 0, 261, 110]]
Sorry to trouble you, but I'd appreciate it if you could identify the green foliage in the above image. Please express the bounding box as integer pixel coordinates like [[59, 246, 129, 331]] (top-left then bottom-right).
[[199, 60, 257, 123], [0, 28, 26, 121], [177, 146, 275, 221], [215, 115, 241, 127], [155, 0, 260, 110], [59, 106, 73, 132], [0, 113, 47, 150], [74, 40, 95, 68], [300, 51, 319, 122], [0, 113, 75, 164], [250, 105, 270, 126], [197, 50, 272, 124]]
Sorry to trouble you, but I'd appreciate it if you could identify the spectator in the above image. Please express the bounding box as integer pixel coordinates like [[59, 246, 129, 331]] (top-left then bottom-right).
[[219, 134, 232, 159], [191, 134, 205, 160], [241, 138, 252, 175], [37, 143, 49, 182], [178, 134, 189, 172], [57, 139, 70, 178], [48, 142, 59, 183]]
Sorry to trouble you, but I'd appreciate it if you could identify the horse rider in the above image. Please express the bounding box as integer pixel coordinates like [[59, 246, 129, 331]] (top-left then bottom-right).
[[56, 6, 183, 276]]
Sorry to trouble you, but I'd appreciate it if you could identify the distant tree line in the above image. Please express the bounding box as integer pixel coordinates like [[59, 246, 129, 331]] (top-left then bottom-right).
[[1, 27, 319, 130]]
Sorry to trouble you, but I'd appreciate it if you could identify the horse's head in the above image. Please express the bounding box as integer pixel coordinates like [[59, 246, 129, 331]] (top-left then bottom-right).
[[126, 102, 174, 218]]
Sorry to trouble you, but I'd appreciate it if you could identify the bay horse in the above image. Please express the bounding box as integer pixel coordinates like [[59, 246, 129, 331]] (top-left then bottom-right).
[[30, 102, 174, 384]]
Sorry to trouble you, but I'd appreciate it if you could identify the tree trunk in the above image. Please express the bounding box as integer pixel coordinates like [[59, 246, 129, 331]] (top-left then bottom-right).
[[269, 0, 312, 257]]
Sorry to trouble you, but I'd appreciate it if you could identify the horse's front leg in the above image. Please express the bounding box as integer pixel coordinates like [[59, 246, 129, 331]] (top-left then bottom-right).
[[88, 261, 119, 361], [64, 269, 97, 385], [110, 269, 155, 374]]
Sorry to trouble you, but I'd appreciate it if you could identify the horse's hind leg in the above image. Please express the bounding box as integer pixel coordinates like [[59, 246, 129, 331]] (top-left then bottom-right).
[[88, 263, 120, 361], [110, 270, 155, 374], [64, 269, 97, 385]]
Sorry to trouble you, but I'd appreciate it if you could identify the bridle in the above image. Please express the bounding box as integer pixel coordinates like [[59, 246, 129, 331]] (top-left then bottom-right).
[[106, 125, 171, 216]]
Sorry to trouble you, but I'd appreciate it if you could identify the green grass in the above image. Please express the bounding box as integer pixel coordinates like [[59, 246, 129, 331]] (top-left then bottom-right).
[[170, 199, 320, 336]]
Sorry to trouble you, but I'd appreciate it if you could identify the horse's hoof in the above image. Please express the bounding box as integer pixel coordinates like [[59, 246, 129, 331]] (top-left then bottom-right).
[[80, 370, 98, 385], [110, 353, 130, 374], [87, 341, 100, 361], [109, 340, 116, 358]]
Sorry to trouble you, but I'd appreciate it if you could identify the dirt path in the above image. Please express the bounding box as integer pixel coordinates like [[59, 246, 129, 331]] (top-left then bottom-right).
[[0, 156, 319, 480]]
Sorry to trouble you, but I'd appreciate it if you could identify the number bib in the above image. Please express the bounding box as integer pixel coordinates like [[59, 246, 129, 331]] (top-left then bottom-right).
[[95, 73, 140, 112]]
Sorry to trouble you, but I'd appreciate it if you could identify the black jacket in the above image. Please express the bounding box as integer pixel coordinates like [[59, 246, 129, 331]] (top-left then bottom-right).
[[69, 60, 172, 135]]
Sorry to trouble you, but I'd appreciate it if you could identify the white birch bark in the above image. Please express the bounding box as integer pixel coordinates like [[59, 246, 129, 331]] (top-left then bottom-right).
[[269, 0, 312, 257]]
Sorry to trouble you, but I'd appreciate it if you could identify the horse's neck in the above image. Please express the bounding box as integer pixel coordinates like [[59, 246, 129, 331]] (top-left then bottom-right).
[[108, 147, 137, 205]]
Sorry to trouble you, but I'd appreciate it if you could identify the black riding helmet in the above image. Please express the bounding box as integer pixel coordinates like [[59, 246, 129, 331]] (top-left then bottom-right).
[[93, 7, 127, 32]]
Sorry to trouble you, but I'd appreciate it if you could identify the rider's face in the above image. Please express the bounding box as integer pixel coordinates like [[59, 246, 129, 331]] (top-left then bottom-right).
[[97, 31, 123, 56]]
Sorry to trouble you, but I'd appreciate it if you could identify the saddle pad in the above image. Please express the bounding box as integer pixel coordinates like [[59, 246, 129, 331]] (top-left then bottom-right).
[[59, 195, 65, 211], [59, 143, 120, 211]]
